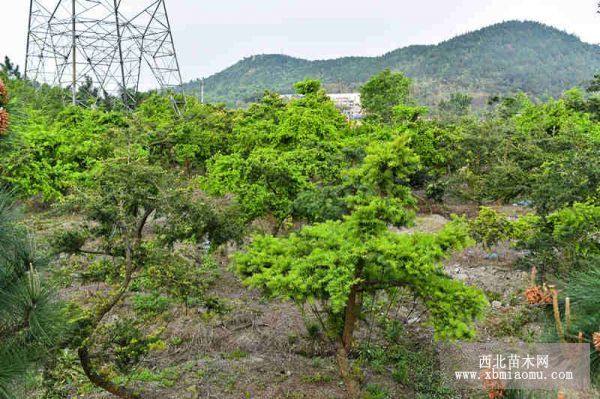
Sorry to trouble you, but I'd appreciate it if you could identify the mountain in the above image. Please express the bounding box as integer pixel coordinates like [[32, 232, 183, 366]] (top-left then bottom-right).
[[182, 21, 600, 107]]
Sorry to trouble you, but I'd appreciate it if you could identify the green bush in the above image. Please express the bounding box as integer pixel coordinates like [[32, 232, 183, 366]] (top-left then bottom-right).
[[1, 106, 126, 202], [517, 202, 600, 276], [469, 207, 514, 248], [132, 293, 172, 318], [81, 259, 121, 284], [101, 319, 162, 373]]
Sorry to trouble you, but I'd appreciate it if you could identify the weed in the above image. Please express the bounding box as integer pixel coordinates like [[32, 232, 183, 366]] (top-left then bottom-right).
[[364, 383, 390, 399], [301, 372, 332, 383], [121, 367, 181, 388], [359, 340, 457, 398], [484, 305, 540, 339], [224, 348, 248, 360]]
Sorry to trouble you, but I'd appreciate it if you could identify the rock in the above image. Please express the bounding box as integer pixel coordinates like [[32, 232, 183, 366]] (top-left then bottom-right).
[[484, 252, 499, 261], [491, 300, 502, 309], [513, 200, 533, 207]]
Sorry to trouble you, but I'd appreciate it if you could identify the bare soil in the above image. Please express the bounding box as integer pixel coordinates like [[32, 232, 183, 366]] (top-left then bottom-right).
[[28, 207, 561, 399]]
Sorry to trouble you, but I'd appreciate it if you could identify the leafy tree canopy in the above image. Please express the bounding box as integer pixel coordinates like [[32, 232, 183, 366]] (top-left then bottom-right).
[[360, 69, 412, 123]]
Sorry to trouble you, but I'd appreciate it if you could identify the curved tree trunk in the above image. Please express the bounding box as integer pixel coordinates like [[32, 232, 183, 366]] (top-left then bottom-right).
[[77, 231, 144, 399], [78, 345, 143, 399], [77, 266, 143, 399]]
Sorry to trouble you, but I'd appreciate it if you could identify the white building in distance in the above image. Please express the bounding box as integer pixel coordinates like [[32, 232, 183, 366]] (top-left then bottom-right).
[[327, 93, 363, 120], [281, 92, 363, 120]]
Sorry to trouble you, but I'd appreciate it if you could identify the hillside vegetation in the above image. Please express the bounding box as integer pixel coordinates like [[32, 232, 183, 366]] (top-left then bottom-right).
[[183, 21, 600, 107], [0, 61, 599, 398]]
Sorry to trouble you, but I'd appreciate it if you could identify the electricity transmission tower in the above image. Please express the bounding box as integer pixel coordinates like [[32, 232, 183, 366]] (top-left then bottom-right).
[[25, 0, 184, 108]]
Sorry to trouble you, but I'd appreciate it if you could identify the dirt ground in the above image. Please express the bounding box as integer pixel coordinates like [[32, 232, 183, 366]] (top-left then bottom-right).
[[28, 206, 592, 399]]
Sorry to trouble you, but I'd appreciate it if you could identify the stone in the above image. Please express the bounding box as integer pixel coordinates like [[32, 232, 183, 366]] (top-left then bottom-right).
[[484, 252, 499, 261]]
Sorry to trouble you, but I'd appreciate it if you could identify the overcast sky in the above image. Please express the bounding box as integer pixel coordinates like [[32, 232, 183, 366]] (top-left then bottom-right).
[[2, 0, 598, 85]]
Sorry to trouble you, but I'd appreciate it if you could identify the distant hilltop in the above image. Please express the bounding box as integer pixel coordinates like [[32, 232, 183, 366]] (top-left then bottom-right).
[[182, 20, 600, 107]]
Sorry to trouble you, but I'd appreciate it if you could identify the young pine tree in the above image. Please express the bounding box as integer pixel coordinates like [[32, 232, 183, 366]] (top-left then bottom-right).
[[235, 133, 487, 398], [0, 190, 64, 399]]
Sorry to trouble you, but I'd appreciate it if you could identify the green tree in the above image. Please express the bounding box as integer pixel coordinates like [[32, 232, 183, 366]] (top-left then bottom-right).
[[134, 93, 234, 173], [75, 76, 100, 106], [438, 92, 473, 117], [0, 57, 21, 79], [360, 69, 412, 123], [52, 151, 242, 398], [235, 133, 486, 398], [517, 202, 600, 277], [0, 106, 127, 202], [446, 94, 600, 206], [202, 81, 349, 227], [0, 190, 64, 398], [293, 79, 322, 95], [383, 104, 464, 200]]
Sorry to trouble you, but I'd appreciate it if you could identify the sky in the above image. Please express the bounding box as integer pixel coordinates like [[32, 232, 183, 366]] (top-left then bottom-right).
[[2, 0, 599, 87]]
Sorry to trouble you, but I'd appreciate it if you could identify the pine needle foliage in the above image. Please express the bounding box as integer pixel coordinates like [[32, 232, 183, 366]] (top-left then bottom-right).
[[563, 260, 600, 377], [0, 190, 64, 398], [235, 129, 487, 397]]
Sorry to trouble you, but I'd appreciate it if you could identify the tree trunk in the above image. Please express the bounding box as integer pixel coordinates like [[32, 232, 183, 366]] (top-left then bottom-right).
[[78, 235, 143, 398], [78, 345, 143, 399], [342, 285, 360, 351], [337, 284, 361, 399], [336, 342, 361, 399]]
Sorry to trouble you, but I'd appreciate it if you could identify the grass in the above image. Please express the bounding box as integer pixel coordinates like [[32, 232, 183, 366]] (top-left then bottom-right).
[[483, 305, 541, 341], [363, 383, 391, 399], [117, 367, 181, 388], [223, 348, 248, 360], [301, 372, 333, 383], [359, 339, 457, 398]]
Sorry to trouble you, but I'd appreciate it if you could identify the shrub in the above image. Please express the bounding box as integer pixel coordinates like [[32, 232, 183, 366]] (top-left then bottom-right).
[[132, 293, 172, 318], [469, 207, 514, 249], [517, 202, 600, 276], [101, 319, 162, 373]]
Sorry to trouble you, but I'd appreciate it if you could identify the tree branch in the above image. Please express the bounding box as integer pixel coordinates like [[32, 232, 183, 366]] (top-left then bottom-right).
[[135, 208, 154, 243], [78, 345, 143, 399], [77, 248, 114, 256], [358, 280, 406, 292]]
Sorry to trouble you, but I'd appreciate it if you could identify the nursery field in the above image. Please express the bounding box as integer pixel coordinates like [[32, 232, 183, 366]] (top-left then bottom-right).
[[0, 65, 599, 399]]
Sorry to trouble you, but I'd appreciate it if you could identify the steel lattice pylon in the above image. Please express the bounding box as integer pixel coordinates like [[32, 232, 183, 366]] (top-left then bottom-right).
[[25, 0, 184, 107]]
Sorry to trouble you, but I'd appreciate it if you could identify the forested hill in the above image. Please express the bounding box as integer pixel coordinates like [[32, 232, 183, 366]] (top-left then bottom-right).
[[182, 21, 600, 107]]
